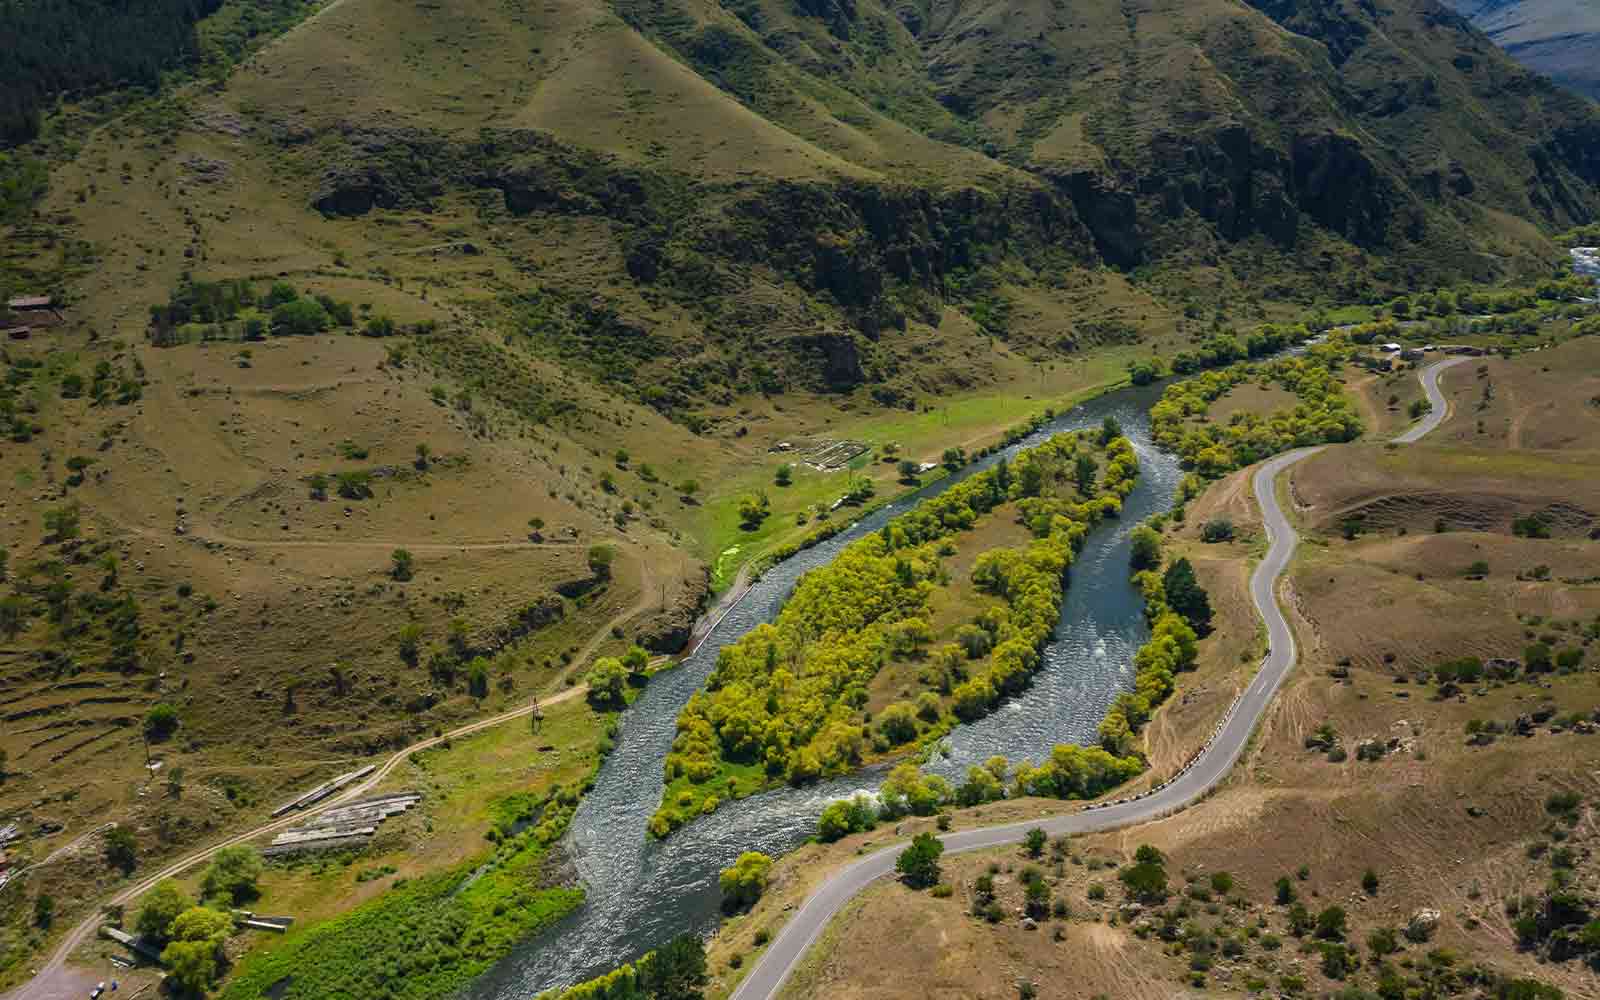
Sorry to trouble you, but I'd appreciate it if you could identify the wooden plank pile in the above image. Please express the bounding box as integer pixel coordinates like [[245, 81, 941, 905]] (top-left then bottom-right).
[[263, 791, 421, 857]]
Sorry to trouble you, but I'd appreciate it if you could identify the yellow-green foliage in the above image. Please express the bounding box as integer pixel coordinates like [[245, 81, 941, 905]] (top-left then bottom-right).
[[651, 432, 1139, 836], [1012, 743, 1144, 798], [1150, 337, 1363, 477]]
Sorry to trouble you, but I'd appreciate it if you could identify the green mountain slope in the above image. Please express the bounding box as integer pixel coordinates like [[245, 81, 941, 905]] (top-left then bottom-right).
[[11, 0, 1600, 413]]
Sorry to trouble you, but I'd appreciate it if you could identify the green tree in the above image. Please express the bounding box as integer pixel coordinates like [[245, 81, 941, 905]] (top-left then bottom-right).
[[942, 447, 966, 471], [1119, 846, 1169, 903], [1362, 868, 1379, 896], [33, 894, 53, 928], [585, 657, 628, 707], [397, 623, 423, 665], [636, 933, 709, 1000], [1315, 905, 1348, 940], [391, 548, 414, 581], [897, 459, 920, 483], [163, 938, 219, 995], [0, 594, 28, 637], [42, 501, 80, 542], [1100, 415, 1122, 444], [876, 701, 919, 744], [201, 845, 263, 906], [1275, 876, 1296, 904], [1074, 453, 1097, 494], [104, 824, 137, 874], [467, 657, 490, 698], [1023, 828, 1047, 858], [1129, 525, 1162, 572], [896, 832, 944, 889], [1201, 519, 1235, 543], [622, 645, 650, 674], [263, 281, 298, 307], [144, 703, 180, 739], [1162, 558, 1214, 636], [816, 796, 875, 842], [719, 851, 774, 911], [270, 297, 329, 336], [774, 464, 793, 487], [136, 881, 190, 943], [588, 544, 616, 580], [336, 470, 372, 500]]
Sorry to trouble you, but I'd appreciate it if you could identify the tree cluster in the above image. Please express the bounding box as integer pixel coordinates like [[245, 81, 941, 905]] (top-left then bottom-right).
[[652, 431, 1138, 836], [1151, 337, 1363, 478]]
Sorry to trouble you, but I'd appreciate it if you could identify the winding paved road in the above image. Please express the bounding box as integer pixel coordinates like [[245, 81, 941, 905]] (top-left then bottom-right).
[[729, 357, 1465, 1000], [8, 359, 1464, 1000], [1394, 355, 1470, 444]]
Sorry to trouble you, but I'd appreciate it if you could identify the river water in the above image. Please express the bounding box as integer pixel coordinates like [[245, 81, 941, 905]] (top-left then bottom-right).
[[466, 379, 1179, 998]]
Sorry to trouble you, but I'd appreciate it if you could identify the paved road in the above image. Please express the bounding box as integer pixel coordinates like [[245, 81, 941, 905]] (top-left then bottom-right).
[[729, 357, 1466, 1000], [1393, 355, 1470, 443]]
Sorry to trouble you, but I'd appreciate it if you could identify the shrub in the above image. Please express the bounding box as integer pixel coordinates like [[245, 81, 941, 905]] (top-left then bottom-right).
[[719, 852, 773, 911], [1023, 828, 1047, 858], [1129, 525, 1162, 571], [136, 881, 190, 943], [816, 795, 876, 842], [104, 824, 137, 873], [896, 832, 944, 889], [270, 298, 329, 337], [1201, 519, 1235, 543], [144, 703, 180, 739], [587, 544, 616, 580], [1362, 869, 1379, 895], [201, 845, 264, 906], [584, 658, 628, 707]]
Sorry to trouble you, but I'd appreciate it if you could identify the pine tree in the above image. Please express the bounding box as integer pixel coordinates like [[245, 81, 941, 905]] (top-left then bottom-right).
[[1162, 558, 1213, 636]]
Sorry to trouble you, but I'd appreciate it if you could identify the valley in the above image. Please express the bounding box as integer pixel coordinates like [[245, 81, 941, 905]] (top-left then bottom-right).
[[2, 0, 1599, 997]]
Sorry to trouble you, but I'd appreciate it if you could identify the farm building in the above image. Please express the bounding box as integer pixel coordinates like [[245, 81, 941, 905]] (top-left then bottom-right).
[[4, 295, 64, 328]]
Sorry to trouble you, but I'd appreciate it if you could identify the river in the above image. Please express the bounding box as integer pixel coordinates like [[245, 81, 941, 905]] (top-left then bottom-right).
[[465, 379, 1180, 998]]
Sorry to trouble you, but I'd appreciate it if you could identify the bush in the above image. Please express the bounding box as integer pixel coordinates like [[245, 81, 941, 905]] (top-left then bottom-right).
[[104, 824, 137, 873], [1466, 560, 1489, 578], [136, 881, 191, 943], [896, 833, 945, 889], [144, 703, 180, 739], [1200, 519, 1235, 543], [270, 298, 330, 337], [201, 845, 263, 906], [1129, 525, 1162, 571], [1023, 828, 1047, 858], [587, 544, 615, 580], [584, 658, 628, 707], [719, 852, 773, 911], [816, 796, 876, 842]]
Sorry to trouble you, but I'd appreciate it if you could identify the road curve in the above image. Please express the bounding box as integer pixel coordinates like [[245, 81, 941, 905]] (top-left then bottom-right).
[[1393, 355, 1469, 443], [729, 356, 1465, 1000]]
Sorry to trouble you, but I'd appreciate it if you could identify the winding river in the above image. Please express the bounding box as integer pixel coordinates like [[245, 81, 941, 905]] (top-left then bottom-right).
[[467, 379, 1181, 998]]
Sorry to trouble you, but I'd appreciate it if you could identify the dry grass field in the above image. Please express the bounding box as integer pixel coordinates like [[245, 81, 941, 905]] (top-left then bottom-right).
[[727, 338, 1600, 999]]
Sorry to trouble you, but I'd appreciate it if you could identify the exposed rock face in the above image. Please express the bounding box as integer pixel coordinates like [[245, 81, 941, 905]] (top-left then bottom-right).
[[1440, 0, 1600, 100], [635, 570, 711, 654]]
